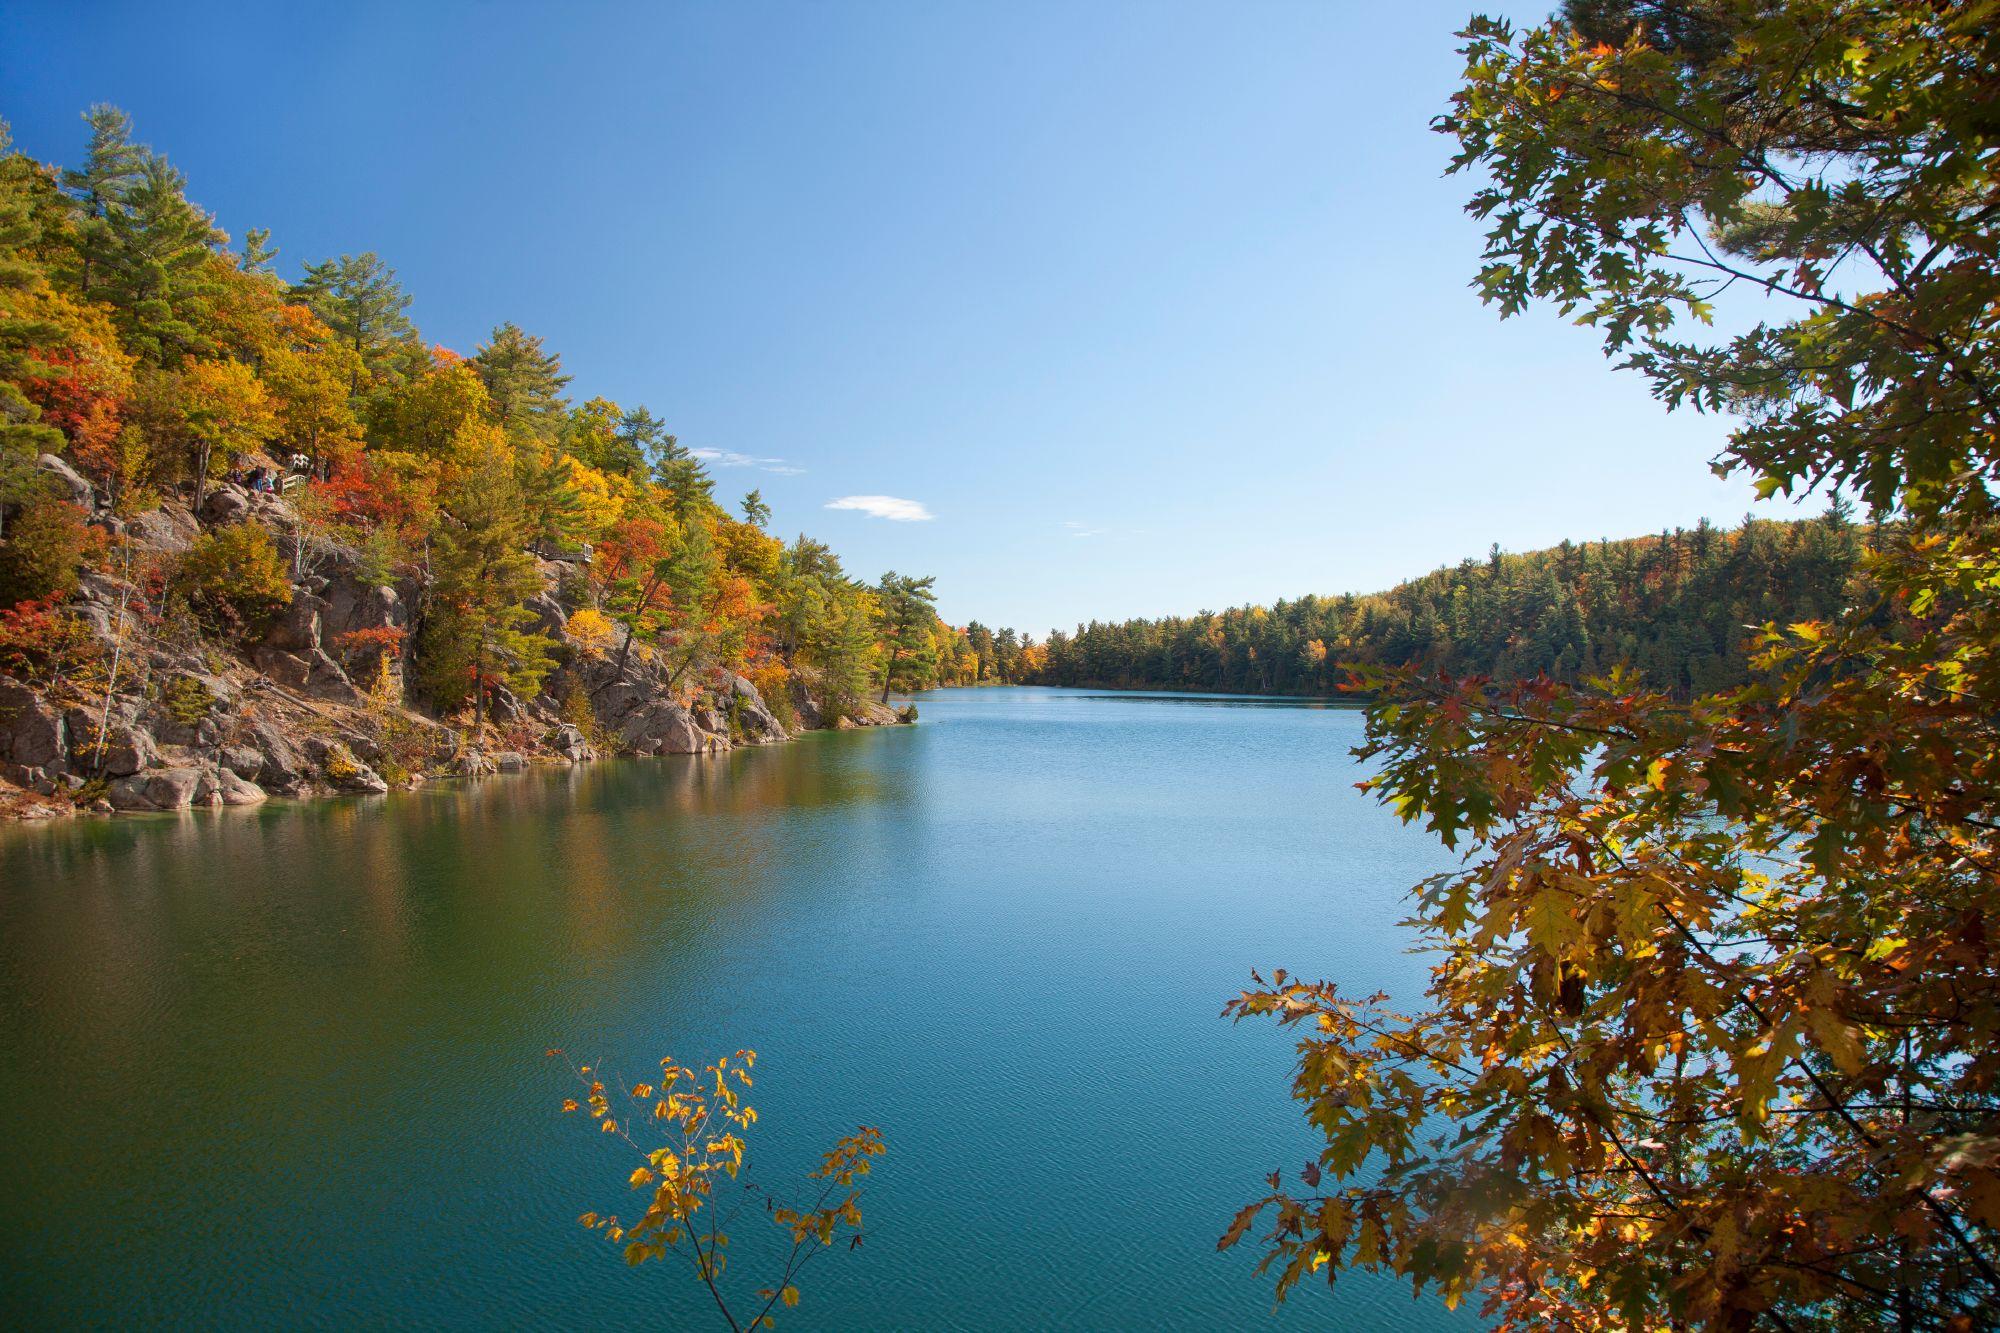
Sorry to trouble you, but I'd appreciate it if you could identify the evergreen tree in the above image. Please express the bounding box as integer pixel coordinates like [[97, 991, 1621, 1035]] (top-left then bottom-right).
[[417, 459, 553, 734], [238, 227, 278, 277], [646, 428, 714, 522], [99, 156, 225, 365], [660, 516, 721, 686], [60, 104, 146, 298], [290, 252, 413, 393], [874, 571, 938, 703], [473, 322, 569, 442], [740, 488, 770, 528], [516, 448, 587, 554]]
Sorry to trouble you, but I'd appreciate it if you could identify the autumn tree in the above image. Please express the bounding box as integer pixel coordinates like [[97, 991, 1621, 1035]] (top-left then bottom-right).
[[556, 1049, 884, 1332], [370, 352, 490, 462], [595, 511, 676, 677], [516, 446, 589, 555], [172, 521, 291, 639], [1222, 4, 2000, 1328], [258, 304, 363, 478], [0, 121, 64, 522], [176, 357, 276, 515], [564, 396, 646, 477], [773, 537, 877, 718], [0, 496, 92, 605]]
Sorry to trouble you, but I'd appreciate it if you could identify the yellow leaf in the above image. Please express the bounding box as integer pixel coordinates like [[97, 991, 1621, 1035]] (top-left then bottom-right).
[[781, 1286, 800, 1308]]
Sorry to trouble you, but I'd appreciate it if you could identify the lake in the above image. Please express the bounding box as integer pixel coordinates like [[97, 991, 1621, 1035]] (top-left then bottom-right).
[[0, 686, 1476, 1330]]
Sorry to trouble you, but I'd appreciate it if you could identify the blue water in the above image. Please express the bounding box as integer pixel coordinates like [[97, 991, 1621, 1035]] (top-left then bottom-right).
[[0, 687, 1475, 1329]]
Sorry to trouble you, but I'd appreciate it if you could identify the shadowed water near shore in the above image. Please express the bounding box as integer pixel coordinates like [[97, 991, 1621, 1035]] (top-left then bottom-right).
[[0, 687, 1478, 1330]]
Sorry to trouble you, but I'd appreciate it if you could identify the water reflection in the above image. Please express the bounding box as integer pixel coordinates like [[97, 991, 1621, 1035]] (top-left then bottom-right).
[[0, 691, 1466, 1331], [1072, 692, 1356, 709]]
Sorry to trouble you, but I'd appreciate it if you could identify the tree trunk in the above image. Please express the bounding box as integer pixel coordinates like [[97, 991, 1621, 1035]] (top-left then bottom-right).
[[192, 442, 212, 527], [881, 646, 900, 705]]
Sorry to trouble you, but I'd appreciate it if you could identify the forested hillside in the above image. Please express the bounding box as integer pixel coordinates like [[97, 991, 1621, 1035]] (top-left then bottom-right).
[[0, 107, 977, 817], [1003, 512, 1866, 695]]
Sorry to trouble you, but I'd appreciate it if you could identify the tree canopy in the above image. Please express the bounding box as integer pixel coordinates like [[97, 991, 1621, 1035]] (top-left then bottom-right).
[[1222, 4, 2000, 1327]]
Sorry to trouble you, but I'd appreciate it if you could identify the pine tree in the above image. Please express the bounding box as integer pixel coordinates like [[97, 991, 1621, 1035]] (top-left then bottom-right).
[[516, 448, 586, 554], [238, 227, 278, 277], [60, 104, 146, 298], [417, 459, 553, 734], [874, 571, 938, 703], [473, 322, 569, 443], [99, 156, 225, 365], [646, 429, 714, 523], [290, 252, 413, 394]]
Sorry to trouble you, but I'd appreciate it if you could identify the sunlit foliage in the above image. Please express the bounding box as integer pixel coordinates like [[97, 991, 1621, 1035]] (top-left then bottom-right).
[[1223, 3, 2000, 1327], [556, 1049, 883, 1331]]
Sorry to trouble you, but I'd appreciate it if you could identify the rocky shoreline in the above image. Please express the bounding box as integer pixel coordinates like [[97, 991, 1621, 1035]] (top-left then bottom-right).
[[0, 456, 911, 823]]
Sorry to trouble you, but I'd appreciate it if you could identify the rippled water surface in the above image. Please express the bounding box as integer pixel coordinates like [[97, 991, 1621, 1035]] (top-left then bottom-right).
[[0, 687, 1475, 1329]]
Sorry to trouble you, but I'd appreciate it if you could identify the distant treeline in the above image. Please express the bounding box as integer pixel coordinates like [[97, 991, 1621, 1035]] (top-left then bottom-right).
[[962, 511, 1867, 696]]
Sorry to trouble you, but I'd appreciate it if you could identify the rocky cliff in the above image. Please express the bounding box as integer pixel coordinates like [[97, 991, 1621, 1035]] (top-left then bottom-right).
[[0, 458, 908, 821]]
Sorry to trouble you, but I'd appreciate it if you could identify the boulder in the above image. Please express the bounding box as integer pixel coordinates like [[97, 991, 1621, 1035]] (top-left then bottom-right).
[[0, 679, 66, 773], [854, 700, 901, 727], [108, 767, 206, 811], [306, 738, 389, 794], [1, 762, 54, 795], [216, 769, 267, 806], [492, 751, 528, 773], [126, 506, 199, 554], [198, 485, 252, 526], [253, 647, 313, 691], [319, 580, 408, 691], [588, 680, 649, 725], [790, 681, 825, 731], [487, 683, 525, 723], [723, 673, 786, 742], [249, 722, 312, 796], [617, 701, 713, 756], [36, 453, 94, 507], [254, 646, 355, 701], [300, 649, 359, 703], [220, 744, 265, 778], [524, 589, 569, 638], [245, 490, 296, 527], [552, 723, 594, 764], [266, 593, 328, 654], [92, 722, 157, 777]]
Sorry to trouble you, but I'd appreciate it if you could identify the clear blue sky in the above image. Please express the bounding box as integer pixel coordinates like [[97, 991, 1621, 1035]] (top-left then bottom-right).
[[1, 0, 1814, 634]]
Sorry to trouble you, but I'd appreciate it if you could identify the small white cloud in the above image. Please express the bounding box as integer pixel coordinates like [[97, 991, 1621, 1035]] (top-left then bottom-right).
[[692, 447, 803, 475], [826, 495, 935, 522], [1063, 521, 1106, 538]]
